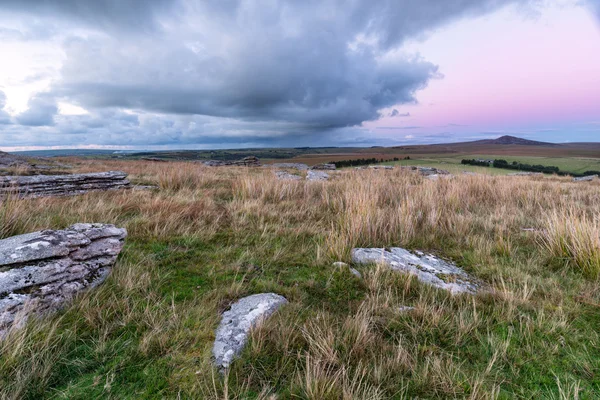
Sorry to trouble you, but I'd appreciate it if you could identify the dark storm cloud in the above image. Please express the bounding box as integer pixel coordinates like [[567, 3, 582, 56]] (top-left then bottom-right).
[[16, 94, 58, 126], [1, 0, 537, 147]]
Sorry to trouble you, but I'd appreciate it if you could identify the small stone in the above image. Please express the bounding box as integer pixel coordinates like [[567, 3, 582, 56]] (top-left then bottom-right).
[[212, 293, 287, 370], [398, 306, 415, 313], [332, 261, 349, 268]]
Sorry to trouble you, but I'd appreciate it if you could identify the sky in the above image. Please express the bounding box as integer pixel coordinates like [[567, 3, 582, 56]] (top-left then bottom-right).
[[0, 0, 599, 151]]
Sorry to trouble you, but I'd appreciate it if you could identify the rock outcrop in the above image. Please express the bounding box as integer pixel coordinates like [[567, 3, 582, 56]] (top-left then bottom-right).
[[0, 151, 29, 169], [270, 163, 309, 170], [275, 171, 301, 181], [212, 293, 287, 370], [306, 170, 329, 181], [352, 248, 481, 295], [0, 223, 127, 337], [203, 156, 261, 167], [369, 165, 394, 170], [311, 163, 336, 170], [573, 175, 598, 182], [0, 171, 130, 198]]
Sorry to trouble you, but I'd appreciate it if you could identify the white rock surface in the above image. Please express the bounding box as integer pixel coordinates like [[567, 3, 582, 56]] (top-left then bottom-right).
[[212, 293, 287, 369], [0, 223, 127, 337], [351, 248, 481, 295], [306, 170, 329, 181]]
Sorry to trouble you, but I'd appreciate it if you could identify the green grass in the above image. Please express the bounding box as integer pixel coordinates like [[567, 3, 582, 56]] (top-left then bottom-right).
[[1, 161, 600, 398]]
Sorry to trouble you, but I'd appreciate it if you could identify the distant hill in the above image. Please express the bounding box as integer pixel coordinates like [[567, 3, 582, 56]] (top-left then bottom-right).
[[470, 135, 556, 146]]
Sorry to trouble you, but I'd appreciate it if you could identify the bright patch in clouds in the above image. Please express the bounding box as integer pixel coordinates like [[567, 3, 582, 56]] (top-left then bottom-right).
[[0, 0, 598, 150]]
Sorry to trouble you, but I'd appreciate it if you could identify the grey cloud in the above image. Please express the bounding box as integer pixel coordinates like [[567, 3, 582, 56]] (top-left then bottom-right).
[[0, 0, 175, 33], [16, 94, 58, 126], [50, 1, 529, 130], [2, 0, 535, 147]]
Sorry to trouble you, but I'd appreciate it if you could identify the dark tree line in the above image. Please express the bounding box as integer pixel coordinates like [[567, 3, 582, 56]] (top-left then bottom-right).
[[461, 158, 600, 177], [332, 157, 408, 168]]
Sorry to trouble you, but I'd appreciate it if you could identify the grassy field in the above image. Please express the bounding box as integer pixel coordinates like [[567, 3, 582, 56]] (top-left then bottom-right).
[[1, 160, 599, 399]]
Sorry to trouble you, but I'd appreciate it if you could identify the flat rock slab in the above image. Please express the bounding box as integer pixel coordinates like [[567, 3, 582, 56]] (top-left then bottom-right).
[[352, 248, 481, 295], [213, 293, 287, 370], [0, 171, 130, 198], [275, 171, 302, 181], [307, 170, 329, 181], [0, 223, 127, 337]]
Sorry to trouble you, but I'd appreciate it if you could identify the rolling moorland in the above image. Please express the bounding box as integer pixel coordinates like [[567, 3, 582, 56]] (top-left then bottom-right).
[[15, 135, 600, 176], [0, 137, 599, 398]]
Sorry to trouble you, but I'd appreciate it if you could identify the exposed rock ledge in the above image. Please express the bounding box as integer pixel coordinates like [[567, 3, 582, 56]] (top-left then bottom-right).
[[0, 223, 127, 337], [0, 171, 130, 198], [352, 248, 481, 294], [212, 293, 287, 370]]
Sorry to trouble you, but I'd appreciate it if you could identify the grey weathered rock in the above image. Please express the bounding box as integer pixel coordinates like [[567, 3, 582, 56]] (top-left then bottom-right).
[[369, 165, 394, 170], [311, 163, 336, 170], [573, 175, 598, 182], [203, 156, 261, 167], [212, 293, 287, 369], [352, 248, 481, 295], [306, 170, 329, 181], [270, 163, 309, 171], [0, 151, 30, 169], [0, 223, 127, 337], [398, 306, 415, 313], [275, 170, 302, 181], [0, 171, 130, 198]]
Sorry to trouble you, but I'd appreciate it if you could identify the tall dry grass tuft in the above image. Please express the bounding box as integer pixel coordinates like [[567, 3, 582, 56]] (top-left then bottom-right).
[[0, 195, 31, 239], [541, 208, 600, 279]]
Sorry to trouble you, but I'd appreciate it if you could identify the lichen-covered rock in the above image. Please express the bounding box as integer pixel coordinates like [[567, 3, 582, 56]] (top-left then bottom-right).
[[0, 171, 130, 198], [275, 171, 302, 181], [307, 170, 329, 181], [0, 223, 127, 337], [212, 293, 287, 370], [352, 248, 481, 294]]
